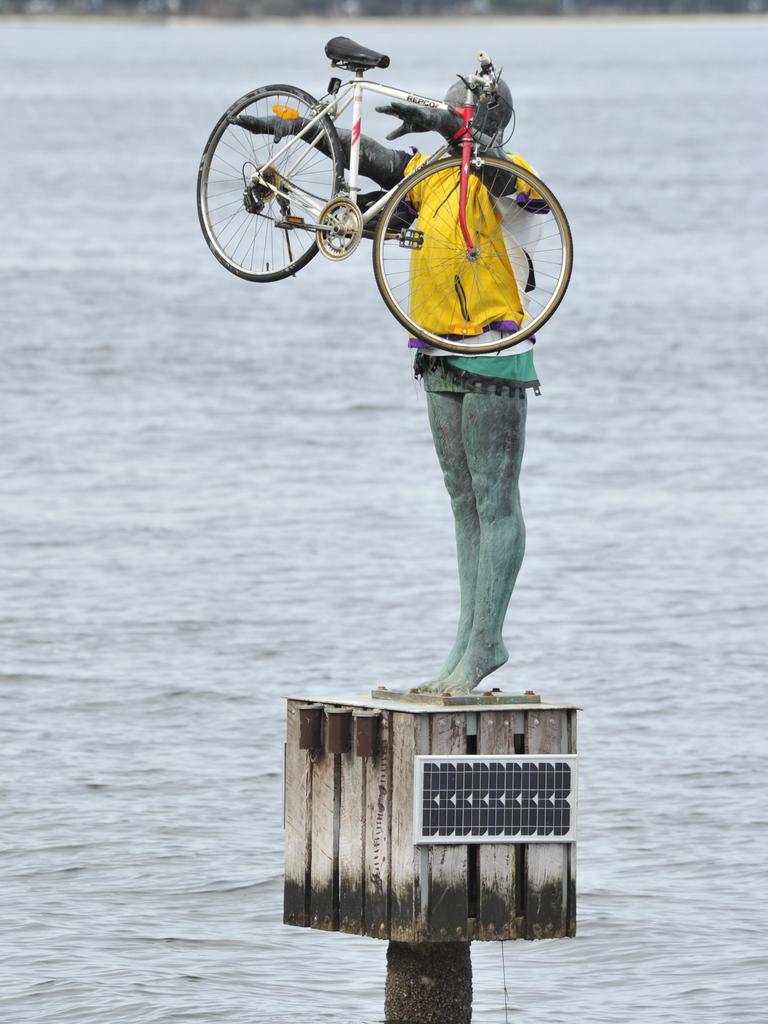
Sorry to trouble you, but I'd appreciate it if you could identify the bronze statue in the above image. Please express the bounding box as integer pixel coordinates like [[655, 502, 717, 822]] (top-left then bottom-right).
[[238, 80, 540, 694]]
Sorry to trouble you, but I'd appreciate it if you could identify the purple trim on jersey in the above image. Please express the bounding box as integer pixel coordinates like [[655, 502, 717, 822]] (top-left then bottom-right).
[[408, 321, 537, 348]]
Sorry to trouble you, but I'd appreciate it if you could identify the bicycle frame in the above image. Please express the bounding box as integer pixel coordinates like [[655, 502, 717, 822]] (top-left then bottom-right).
[[254, 71, 480, 253], [198, 51, 572, 350]]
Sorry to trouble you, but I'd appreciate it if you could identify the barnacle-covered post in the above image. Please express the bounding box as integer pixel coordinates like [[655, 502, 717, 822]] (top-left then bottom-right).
[[284, 689, 578, 1023]]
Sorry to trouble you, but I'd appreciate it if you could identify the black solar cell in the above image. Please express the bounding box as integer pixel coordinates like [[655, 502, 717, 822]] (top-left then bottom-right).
[[418, 757, 576, 842]]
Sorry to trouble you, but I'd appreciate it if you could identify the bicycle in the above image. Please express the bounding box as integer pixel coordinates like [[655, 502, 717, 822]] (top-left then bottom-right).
[[196, 37, 573, 355]]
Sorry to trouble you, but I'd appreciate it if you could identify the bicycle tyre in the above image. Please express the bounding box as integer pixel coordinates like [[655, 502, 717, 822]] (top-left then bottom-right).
[[197, 84, 344, 283], [372, 155, 573, 354]]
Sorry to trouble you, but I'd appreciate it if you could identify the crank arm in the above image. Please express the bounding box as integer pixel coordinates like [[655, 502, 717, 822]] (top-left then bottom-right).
[[275, 218, 334, 233]]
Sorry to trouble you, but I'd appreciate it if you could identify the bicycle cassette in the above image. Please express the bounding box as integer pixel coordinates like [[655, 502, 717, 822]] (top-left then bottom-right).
[[317, 198, 363, 261]]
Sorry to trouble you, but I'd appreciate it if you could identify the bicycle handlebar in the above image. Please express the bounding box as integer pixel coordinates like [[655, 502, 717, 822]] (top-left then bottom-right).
[[464, 51, 498, 96]]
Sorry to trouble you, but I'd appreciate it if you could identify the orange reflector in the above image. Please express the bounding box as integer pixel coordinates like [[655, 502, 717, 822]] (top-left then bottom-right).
[[447, 324, 483, 336], [272, 105, 300, 120]]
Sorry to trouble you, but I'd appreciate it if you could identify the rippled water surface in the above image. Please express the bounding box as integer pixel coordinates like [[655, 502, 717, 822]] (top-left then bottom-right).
[[2, 17, 767, 1024]]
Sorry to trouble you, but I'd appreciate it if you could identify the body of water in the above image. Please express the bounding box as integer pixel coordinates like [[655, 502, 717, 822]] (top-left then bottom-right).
[[1, 18, 767, 1024]]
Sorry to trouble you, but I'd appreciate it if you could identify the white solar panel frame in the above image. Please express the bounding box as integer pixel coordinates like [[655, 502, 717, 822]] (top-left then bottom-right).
[[413, 755, 578, 845]]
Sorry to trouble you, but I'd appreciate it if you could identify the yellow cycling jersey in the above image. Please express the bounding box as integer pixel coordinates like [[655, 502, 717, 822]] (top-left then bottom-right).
[[403, 152, 543, 338]]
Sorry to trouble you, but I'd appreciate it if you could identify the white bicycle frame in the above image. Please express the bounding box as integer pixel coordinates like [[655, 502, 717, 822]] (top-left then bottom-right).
[[254, 72, 461, 224]]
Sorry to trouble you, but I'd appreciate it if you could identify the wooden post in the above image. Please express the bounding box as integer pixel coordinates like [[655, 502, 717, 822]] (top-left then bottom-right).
[[283, 701, 311, 927], [390, 712, 422, 941], [567, 708, 577, 937], [476, 709, 519, 940], [339, 729, 365, 934], [364, 710, 392, 939], [525, 710, 568, 939], [428, 713, 469, 941], [310, 739, 338, 930]]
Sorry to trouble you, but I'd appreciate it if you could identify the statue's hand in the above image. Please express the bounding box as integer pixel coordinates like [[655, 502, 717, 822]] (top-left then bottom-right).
[[376, 101, 461, 142], [231, 114, 300, 142]]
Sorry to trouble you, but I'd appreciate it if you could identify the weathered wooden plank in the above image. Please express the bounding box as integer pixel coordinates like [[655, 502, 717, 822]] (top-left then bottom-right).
[[475, 710, 517, 940], [284, 700, 311, 927], [339, 741, 365, 934], [310, 743, 339, 931], [524, 710, 567, 939], [568, 709, 577, 756], [428, 713, 469, 941], [567, 709, 578, 937], [389, 712, 422, 941], [364, 710, 392, 939]]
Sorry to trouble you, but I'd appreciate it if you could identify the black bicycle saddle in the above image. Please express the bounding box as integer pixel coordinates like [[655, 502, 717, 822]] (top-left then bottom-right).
[[325, 37, 390, 71]]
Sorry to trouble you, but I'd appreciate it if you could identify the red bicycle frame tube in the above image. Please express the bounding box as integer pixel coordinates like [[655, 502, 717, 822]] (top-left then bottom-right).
[[452, 105, 478, 255]]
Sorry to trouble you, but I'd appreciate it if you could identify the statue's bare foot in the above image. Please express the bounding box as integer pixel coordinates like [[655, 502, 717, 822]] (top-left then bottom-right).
[[416, 675, 452, 693], [417, 642, 508, 694], [424, 639, 467, 686], [416, 626, 472, 691]]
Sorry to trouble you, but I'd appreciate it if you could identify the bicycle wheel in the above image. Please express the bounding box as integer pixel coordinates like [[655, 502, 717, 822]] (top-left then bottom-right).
[[197, 84, 344, 282], [372, 155, 573, 354]]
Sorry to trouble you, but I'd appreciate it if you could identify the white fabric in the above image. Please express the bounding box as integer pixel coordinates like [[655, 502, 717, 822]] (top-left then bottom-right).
[[494, 196, 545, 324], [414, 334, 534, 358]]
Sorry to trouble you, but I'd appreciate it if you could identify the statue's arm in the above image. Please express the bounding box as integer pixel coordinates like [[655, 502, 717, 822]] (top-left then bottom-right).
[[372, 103, 539, 204], [232, 115, 411, 190], [335, 128, 412, 190], [232, 112, 549, 208]]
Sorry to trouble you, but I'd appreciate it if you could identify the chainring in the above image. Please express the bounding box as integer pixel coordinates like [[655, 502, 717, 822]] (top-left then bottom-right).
[[316, 197, 363, 261]]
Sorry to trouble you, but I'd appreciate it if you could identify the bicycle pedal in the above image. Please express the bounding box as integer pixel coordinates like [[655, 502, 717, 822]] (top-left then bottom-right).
[[275, 216, 314, 232], [398, 229, 424, 250]]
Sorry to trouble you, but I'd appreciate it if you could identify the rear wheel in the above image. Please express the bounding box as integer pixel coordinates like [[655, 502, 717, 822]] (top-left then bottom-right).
[[372, 155, 573, 354], [197, 85, 344, 282]]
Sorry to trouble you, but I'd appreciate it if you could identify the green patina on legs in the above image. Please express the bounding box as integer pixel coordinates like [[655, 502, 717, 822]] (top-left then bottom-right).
[[419, 388, 527, 693]]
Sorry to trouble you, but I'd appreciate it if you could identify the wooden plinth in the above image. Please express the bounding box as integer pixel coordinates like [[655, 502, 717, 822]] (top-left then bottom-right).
[[283, 694, 578, 943]]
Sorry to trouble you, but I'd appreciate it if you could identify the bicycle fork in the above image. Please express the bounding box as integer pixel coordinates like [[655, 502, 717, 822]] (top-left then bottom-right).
[[453, 98, 480, 260]]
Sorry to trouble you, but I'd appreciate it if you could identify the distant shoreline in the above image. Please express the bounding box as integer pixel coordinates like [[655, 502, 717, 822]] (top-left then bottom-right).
[[3, 12, 768, 29]]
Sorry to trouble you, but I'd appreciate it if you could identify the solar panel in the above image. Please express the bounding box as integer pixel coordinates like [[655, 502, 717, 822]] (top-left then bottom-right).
[[413, 756, 577, 844]]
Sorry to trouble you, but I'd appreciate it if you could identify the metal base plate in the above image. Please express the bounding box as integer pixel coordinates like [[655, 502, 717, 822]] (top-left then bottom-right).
[[369, 688, 542, 705]]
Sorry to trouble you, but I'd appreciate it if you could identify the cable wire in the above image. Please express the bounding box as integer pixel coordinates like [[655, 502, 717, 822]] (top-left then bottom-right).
[[501, 939, 510, 1024]]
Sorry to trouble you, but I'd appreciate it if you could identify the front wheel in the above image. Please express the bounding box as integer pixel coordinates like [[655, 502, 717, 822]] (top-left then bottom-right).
[[372, 155, 573, 354], [197, 84, 344, 282]]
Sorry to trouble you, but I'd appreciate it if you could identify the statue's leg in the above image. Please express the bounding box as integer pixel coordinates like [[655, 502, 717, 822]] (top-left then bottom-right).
[[417, 390, 480, 686], [435, 390, 527, 693]]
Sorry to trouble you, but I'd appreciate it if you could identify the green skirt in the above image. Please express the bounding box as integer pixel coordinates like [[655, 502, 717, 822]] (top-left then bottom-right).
[[414, 350, 540, 396]]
